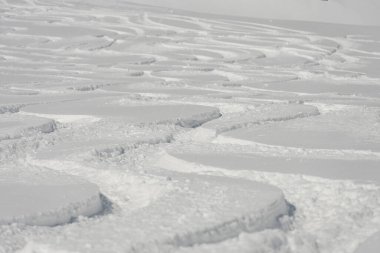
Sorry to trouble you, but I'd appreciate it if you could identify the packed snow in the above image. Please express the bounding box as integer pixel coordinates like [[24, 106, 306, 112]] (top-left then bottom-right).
[[0, 167, 102, 226], [0, 0, 380, 252]]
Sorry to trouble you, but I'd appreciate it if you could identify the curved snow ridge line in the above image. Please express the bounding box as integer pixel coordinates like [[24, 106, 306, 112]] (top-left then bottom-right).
[[146, 15, 206, 33], [88, 38, 117, 51], [211, 69, 247, 82], [0, 185, 103, 226], [0, 120, 57, 141], [68, 83, 110, 91], [0, 104, 22, 114], [152, 153, 291, 248], [92, 135, 174, 159], [176, 109, 222, 128], [212, 105, 320, 135], [214, 135, 380, 160], [164, 135, 380, 161], [155, 154, 380, 253], [1, 194, 101, 226], [166, 198, 288, 248], [19, 111, 101, 124], [150, 108, 222, 128], [217, 109, 320, 135], [182, 43, 241, 60]]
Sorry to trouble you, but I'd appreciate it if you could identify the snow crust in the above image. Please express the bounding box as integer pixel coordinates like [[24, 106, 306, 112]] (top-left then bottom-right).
[[0, 168, 102, 226], [0, 0, 380, 252], [22, 99, 221, 127], [0, 114, 56, 141], [223, 107, 380, 151], [172, 152, 380, 183]]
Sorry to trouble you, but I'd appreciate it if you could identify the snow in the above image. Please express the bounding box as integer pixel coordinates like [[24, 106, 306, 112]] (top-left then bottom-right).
[[129, 0, 380, 26], [222, 106, 380, 151], [102, 85, 219, 97], [171, 152, 380, 183], [354, 231, 380, 253], [202, 103, 320, 135], [22, 99, 221, 127], [1, 0, 380, 252], [152, 152, 380, 253], [0, 167, 102, 226], [246, 79, 380, 97], [0, 114, 56, 141]]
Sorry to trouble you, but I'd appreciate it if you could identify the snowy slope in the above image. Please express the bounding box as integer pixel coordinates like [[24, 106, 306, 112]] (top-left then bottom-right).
[[0, 0, 380, 252], [130, 0, 380, 26]]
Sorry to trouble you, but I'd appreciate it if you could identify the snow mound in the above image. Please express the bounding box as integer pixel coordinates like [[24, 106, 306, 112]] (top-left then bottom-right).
[[7, 158, 291, 252], [0, 114, 56, 141], [0, 168, 103, 226], [22, 99, 221, 127], [150, 155, 290, 246]]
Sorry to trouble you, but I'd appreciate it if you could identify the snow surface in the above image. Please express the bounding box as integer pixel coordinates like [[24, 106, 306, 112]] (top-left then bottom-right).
[[0, 114, 56, 141], [22, 99, 221, 127], [1, 0, 380, 252], [171, 153, 380, 183], [129, 0, 380, 26], [0, 167, 102, 226], [354, 231, 380, 253]]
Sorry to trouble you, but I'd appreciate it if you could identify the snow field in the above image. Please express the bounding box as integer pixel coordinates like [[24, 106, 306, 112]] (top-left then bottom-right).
[[0, 0, 379, 252]]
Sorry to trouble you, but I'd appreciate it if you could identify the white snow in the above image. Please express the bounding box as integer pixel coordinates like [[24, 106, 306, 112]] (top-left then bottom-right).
[[0, 0, 380, 252], [171, 152, 380, 183], [354, 231, 380, 253], [22, 99, 221, 127], [0, 167, 103, 226], [0, 114, 56, 140], [222, 106, 380, 151], [129, 0, 380, 26]]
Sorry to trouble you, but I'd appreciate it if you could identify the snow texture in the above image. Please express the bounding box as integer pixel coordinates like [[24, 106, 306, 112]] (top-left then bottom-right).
[[0, 167, 102, 226], [0, 0, 380, 252]]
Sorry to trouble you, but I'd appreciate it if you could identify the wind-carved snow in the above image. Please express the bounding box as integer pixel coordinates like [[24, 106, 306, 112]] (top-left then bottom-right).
[[223, 106, 380, 151], [153, 152, 380, 253], [0, 114, 56, 141], [0, 0, 380, 252], [22, 98, 221, 127], [0, 167, 103, 226]]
